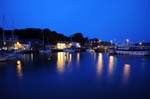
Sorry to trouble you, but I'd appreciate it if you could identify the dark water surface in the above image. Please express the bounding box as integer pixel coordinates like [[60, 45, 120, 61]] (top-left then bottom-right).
[[0, 52, 150, 99]]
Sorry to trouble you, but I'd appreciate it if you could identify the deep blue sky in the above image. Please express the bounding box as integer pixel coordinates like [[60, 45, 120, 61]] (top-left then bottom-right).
[[0, 0, 150, 43]]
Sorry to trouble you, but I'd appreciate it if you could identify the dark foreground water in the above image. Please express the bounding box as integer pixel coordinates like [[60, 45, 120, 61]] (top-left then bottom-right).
[[0, 52, 150, 99]]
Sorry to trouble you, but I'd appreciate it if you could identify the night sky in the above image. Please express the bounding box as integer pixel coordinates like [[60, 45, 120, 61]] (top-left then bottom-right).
[[0, 0, 150, 43]]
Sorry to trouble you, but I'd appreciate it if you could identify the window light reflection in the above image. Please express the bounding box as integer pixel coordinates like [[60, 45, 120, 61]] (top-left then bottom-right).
[[108, 56, 114, 76], [17, 60, 23, 80], [97, 53, 103, 76], [123, 64, 130, 83]]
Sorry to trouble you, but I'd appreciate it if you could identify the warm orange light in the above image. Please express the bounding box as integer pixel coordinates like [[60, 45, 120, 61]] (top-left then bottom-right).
[[17, 60, 23, 80], [123, 64, 130, 83], [17, 60, 21, 65], [57, 43, 66, 49], [57, 52, 64, 73], [64, 53, 72, 64], [68, 53, 72, 63], [108, 56, 114, 76], [14, 41, 22, 50], [77, 53, 80, 64], [97, 53, 103, 76]]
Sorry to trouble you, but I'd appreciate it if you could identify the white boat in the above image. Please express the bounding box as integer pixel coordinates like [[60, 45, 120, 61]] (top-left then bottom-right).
[[109, 46, 150, 56], [39, 49, 51, 53], [86, 48, 95, 53], [63, 48, 80, 53], [63, 48, 75, 53]]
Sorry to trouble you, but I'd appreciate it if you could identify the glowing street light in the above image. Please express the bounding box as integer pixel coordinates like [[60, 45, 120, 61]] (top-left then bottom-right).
[[139, 42, 142, 46], [110, 40, 113, 45], [126, 39, 130, 46], [126, 39, 129, 42]]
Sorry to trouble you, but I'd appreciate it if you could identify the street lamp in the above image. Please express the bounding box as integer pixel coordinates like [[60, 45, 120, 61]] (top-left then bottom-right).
[[126, 39, 130, 46], [139, 42, 142, 46], [110, 40, 113, 45]]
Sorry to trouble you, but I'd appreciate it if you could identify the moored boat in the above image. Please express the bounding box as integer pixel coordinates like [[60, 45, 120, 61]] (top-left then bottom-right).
[[39, 49, 51, 53], [108, 46, 150, 56], [63, 48, 80, 53], [86, 48, 95, 53]]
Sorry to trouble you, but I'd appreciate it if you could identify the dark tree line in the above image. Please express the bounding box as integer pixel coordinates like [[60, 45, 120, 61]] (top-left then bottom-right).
[[0, 28, 88, 45]]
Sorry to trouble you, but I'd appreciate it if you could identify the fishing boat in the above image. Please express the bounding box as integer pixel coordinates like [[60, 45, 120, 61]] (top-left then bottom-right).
[[109, 46, 150, 56]]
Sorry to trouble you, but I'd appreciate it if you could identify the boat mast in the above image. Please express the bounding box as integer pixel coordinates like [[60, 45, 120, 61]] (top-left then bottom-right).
[[12, 18, 15, 40], [42, 29, 45, 48], [2, 15, 5, 46]]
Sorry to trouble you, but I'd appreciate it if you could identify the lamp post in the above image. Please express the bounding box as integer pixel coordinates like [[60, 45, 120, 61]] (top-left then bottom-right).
[[110, 40, 113, 46], [139, 42, 142, 46], [126, 39, 130, 46]]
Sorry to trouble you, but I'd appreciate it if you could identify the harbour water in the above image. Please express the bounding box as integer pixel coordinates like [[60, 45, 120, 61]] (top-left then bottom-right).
[[0, 52, 150, 99]]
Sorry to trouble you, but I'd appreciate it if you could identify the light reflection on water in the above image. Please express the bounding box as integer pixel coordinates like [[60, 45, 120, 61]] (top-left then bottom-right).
[[97, 53, 103, 76], [77, 53, 80, 64], [57, 52, 65, 73], [123, 64, 130, 84], [19, 52, 132, 83], [57, 52, 74, 73], [31, 53, 33, 61], [16, 60, 23, 80], [1, 52, 148, 98], [68, 53, 72, 63], [64, 52, 72, 63], [108, 55, 115, 76]]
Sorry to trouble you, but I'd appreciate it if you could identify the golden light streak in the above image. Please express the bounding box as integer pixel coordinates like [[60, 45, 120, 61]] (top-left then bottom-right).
[[108, 56, 114, 76], [17, 60, 23, 80], [123, 64, 130, 83], [57, 52, 65, 73], [77, 53, 80, 64], [97, 53, 103, 76]]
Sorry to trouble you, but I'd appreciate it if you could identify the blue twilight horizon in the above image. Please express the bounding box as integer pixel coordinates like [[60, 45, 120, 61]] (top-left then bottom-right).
[[0, 0, 150, 43]]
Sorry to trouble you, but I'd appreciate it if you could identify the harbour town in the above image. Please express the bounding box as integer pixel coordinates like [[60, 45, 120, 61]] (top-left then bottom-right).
[[0, 28, 150, 99], [0, 0, 150, 98], [0, 28, 150, 61]]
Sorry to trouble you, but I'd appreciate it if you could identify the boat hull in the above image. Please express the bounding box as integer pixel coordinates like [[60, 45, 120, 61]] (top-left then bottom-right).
[[63, 48, 80, 53], [115, 50, 150, 56]]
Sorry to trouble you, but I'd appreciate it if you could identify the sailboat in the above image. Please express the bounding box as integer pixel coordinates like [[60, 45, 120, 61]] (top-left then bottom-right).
[[0, 16, 18, 61], [39, 29, 51, 53], [0, 16, 8, 61]]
